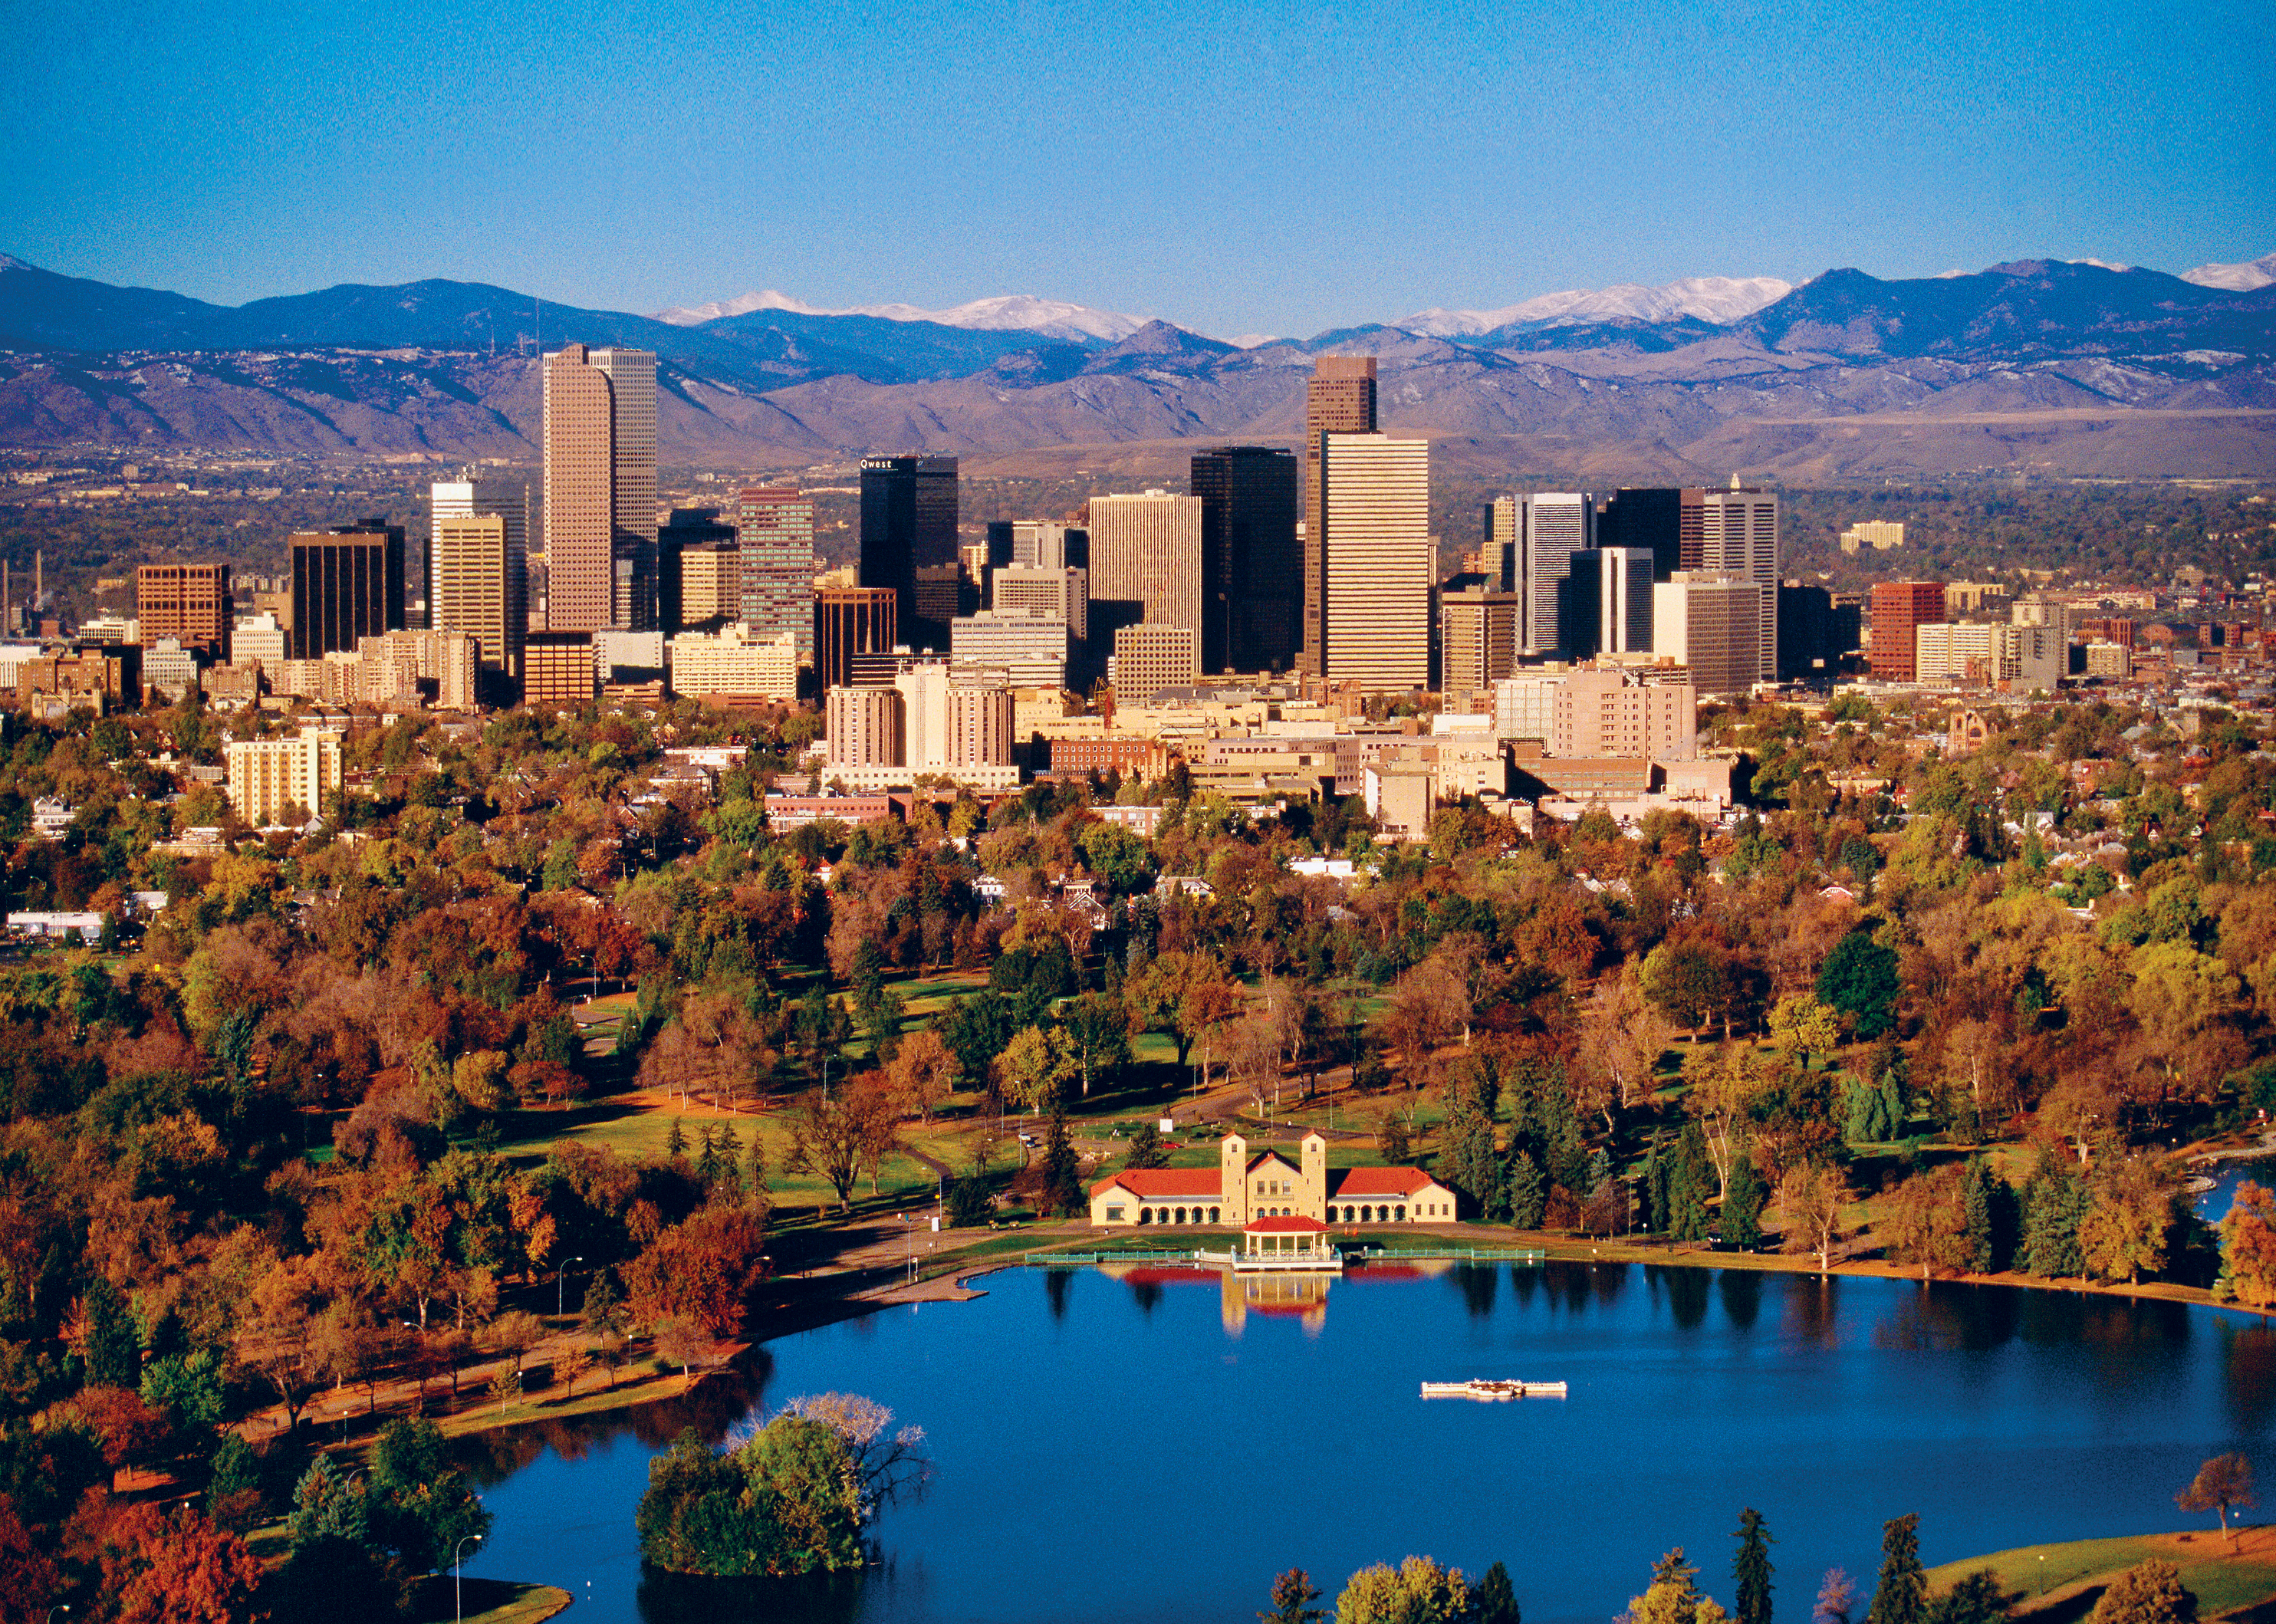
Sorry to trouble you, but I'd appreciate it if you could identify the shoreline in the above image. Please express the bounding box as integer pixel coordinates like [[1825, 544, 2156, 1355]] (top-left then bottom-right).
[[404, 1212, 2272, 1451]]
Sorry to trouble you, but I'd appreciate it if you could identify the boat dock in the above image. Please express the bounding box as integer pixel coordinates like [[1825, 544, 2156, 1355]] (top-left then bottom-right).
[[1421, 1379, 1569, 1401]]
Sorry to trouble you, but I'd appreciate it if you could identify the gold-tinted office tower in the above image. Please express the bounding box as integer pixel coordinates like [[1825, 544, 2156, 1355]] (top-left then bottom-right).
[[542, 344, 656, 633], [1318, 433, 1430, 692], [1301, 356, 1377, 673]]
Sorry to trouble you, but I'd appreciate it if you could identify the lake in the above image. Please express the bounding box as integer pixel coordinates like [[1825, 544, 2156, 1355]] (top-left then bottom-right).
[[458, 1259, 2274, 1624]]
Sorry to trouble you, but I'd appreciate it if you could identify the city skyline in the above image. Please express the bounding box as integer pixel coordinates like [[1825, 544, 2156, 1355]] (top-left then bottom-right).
[[2, 0, 2264, 340]]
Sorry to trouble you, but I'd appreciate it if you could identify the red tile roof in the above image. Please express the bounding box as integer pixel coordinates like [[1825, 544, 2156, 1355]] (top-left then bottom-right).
[[1089, 1169, 1222, 1199], [1245, 1215, 1328, 1233], [1328, 1167, 1440, 1198]]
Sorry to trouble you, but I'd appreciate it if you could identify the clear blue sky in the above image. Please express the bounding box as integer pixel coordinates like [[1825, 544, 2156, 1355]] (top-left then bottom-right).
[[1, 0, 2269, 337]]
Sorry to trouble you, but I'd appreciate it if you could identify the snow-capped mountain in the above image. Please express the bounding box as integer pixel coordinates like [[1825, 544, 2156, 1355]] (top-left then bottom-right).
[[1399, 275, 1793, 337], [653, 290, 1146, 344], [2182, 252, 2276, 292]]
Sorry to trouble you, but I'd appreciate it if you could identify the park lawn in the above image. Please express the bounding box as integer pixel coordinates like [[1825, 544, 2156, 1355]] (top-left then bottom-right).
[[1927, 1524, 2276, 1617], [409, 1579, 570, 1624]]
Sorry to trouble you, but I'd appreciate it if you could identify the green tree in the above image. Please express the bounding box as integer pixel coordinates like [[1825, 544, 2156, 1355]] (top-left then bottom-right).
[[2021, 1157, 2090, 1278], [1037, 1104, 1086, 1218], [204, 1433, 265, 1533], [2084, 1562, 2194, 1624], [1125, 1120, 1169, 1171], [368, 1417, 492, 1573], [1925, 1571, 2017, 1624], [1866, 1515, 1926, 1624], [1735, 1509, 1774, 1624], [1472, 1561, 1521, 1624], [1817, 934, 1901, 1040], [83, 1274, 142, 1387], [1505, 1151, 1547, 1231], [1724, 1160, 1766, 1252]]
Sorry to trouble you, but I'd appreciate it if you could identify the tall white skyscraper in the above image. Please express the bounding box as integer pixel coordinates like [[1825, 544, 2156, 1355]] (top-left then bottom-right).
[[1597, 547, 1656, 655], [1087, 491, 1202, 636], [1698, 484, 1778, 680], [1318, 433, 1431, 692], [1517, 493, 1595, 657], [429, 472, 529, 689]]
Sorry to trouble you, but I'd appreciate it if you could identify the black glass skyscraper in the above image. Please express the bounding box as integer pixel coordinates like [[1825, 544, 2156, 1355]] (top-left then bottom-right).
[[1599, 488, 1699, 583], [859, 455, 959, 647], [1192, 445, 1300, 673]]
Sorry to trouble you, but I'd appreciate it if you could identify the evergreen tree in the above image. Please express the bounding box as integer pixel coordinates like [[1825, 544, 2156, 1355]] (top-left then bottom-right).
[[1724, 1159, 1766, 1251], [1039, 1105, 1084, 1218], [1505, 1152, 1547, 1231], [1645, 1134, 1672, 1234], [666, 1116, 689, 1163], [1925, 1571, 2020, 1624], [713, 1122, 744, 1199], [1125, 1120, 1169, 1171], [2022, 1158, 2090, 1277], [1865, 1515, 1926, 1624], [1671, 1123, 1715, 1242], [1442, 1063, 1504, 1218], [1472, 1562, 1521, 1624], [1735, 1508, 1775, 1624], [748, 1136, 772, 1211], [83, 1274, 141, 1387], [695, 1124, 721, 1187], [1962, 1159, 1997, 1273]]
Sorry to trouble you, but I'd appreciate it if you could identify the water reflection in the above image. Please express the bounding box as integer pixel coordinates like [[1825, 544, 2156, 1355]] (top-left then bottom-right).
[[1659, 1265, 1712, 1329], [636, 1557, 932, 1624], [1454, 1264, 1498, 1319], [2222, 1320, 2276, 1438], [456, 1353, 770, 1485], [1044, 1268, 1073, 1321], [1781, 1271, 1843, 1348], [1718, 1269, 1762, 1332]]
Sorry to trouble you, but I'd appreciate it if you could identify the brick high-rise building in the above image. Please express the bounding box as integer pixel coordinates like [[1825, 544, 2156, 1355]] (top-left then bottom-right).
[[1653, 572, 1764, 697], [1301, 357, 1378, 672], [731, 486, 816, 658], [1317, 433, 1430, 692], [522, 633, 597, 708], [859, 455, 958, 646], [1870, 580, 1949, 681], [814, 587, 899, 692], [136, 564, 232, 658], [1192, 445, 1299, 673], [289, 528, 405, 659], [542, 344, 655, 633], [1439, 588, 1522, 696]]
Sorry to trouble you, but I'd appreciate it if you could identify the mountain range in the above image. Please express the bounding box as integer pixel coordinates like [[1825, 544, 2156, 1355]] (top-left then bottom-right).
[[1, 252, 2271, 480]]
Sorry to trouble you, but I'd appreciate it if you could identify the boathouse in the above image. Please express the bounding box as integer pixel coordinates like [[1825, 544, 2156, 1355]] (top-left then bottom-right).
[[1086, 1133, 1459, 1228]]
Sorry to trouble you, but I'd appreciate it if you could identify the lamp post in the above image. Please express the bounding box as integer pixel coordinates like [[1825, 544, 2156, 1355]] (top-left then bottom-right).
[[456, 1534, 482, 1624], [48, 1607, 68, 1624], [557, 1256, 584, 1317]]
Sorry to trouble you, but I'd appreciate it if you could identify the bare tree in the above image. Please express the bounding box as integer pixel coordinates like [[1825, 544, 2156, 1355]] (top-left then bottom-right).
[[780, 1392, 934, 1522], [1778, 1165, 1849, 1274]]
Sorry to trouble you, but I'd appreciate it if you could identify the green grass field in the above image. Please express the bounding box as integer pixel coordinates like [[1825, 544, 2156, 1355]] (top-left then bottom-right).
[[1927, 1527, 2276, 1617]]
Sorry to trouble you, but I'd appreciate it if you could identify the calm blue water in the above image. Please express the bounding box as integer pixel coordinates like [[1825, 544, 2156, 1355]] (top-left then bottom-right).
[[459, 1261, 2275, 1624]]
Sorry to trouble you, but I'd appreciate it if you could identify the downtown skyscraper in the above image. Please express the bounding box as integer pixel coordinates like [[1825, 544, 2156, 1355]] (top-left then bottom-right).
[[1316, 432, 1430, 692], [731, 486, 817, 659], [859, 455, 959, 648], [542, 343, 656, 633], [1192, 445, 1299, 673], [1301, 356, 1377, 674], [430, 472, 529, 697]]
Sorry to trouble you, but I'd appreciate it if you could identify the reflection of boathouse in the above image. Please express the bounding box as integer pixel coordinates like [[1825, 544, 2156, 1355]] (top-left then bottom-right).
[[1086, 1133, 1458, 1228], [1099, 1256, 1458, 1336]]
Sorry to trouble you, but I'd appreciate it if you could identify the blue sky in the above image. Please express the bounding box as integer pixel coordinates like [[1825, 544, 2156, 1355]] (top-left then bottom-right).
[[1, 0, 2269, 337]]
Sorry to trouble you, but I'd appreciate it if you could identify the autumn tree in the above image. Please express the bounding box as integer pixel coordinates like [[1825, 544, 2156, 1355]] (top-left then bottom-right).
[[621, 1206, 770, 1337], [94, 1502, 265, 1624], [1338, 1556, 1473, 1624], [2218, 1182, 2276, 1308], [883, 1027, 959, 1123], [786, 1084, 896, 1213], [1262, 1567, 1325, 1624], [1779, 1165, 1850, 1274], [1881, 1165, 1975, 1278], [1619, 1547, 1731, 1624], [2084, 1561, 2195, 1624], [2175, 1452, 2255, 1549]]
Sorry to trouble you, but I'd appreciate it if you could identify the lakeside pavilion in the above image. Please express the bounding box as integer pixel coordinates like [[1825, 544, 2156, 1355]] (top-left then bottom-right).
[[1085, 1132, 1459, 1228]]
